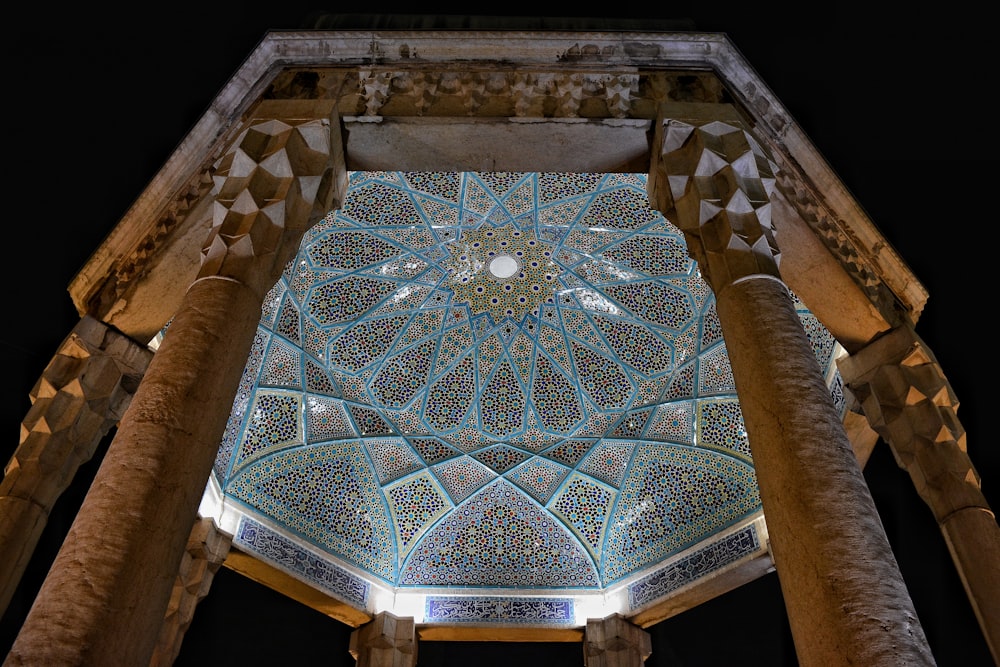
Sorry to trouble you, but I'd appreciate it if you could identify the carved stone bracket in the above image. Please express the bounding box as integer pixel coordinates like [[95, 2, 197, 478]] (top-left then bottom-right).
[[839, 325, 981, 519], [839, 325, 999, 663]]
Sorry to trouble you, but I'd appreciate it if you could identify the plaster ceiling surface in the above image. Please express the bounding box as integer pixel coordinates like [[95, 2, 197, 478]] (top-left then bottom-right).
[[204, 170, 844, 618]]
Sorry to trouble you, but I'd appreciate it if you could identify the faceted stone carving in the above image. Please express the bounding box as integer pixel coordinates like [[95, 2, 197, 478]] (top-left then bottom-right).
[[604, 74, 638, 119], [264, 67, 729, 116], [148, 518, 232, 667], [584, 613, 652, 667], [348, 69, 650, 120], [201, 115, 345, 293], [840, 325, 999, 662], [5, 111, 344, 667], [349, 611, 416, 667], [457, 72, 487, 114], [511, 72, 546, 116], [1, 316, 152, 616], [839, 326, 980, 518], [407, 72, 440, 115], [648, 108, 779, 292], [359, 70, 393, 116], [554, 73, 585, 117], [649, 106, 937, 666]]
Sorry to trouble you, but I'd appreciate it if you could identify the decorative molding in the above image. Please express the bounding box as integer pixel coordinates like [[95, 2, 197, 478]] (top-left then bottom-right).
[[83, 167, 216, 319], [266, 69, 721, 120], [627, 523, 761, 610], [71, 30, 923, 337], [425, 596, 575, 625], [234, 516, 369, 608], [772, 160, 915, 325]]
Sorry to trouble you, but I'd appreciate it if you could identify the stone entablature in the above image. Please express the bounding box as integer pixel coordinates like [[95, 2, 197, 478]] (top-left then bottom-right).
[[68, 30, 924, 372], [265, 68, 725, 119]]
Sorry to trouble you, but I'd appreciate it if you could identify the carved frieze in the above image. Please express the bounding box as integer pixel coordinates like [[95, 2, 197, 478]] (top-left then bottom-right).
[[265, 68, 723, 119], [70, 32, 922, 354], [772, 160, 913, 326]]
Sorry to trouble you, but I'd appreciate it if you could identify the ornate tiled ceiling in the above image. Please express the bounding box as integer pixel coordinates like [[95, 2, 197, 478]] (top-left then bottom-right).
[[210, 171, 843, 603]]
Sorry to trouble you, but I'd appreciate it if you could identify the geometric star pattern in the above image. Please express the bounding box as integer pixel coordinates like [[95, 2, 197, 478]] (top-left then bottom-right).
[[216, 171, 844, 589]]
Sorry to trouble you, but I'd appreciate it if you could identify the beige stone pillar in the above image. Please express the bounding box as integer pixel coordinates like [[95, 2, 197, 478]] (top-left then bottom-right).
[[0, 315, 152, 617], [148, 518, 233, 667], [583, 614, 651, 667], [5, 111, 346, 667], [648, 104, 935, 666], [839, 325, 1000, 664], [349, 611, 417, 667]]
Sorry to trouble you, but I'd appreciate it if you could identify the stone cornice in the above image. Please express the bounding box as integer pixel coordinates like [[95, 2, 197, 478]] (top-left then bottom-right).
[[69, 30, 926, 340]]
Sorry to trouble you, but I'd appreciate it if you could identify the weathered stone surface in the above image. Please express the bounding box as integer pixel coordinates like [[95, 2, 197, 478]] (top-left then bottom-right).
[[0, 316, 151, 617], [715, 277, 933, 666], [584, 614, 651, 667], [650, 107, 934, 666], [840, 325, 999, 662], [5, 113, 340, 667], [350, 611, 416, 667], [148, 518, 232, 667]]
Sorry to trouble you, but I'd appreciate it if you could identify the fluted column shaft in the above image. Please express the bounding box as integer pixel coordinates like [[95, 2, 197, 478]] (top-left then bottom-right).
[[839, 325, 1000, 664], [0, 316, 151, 617], [5, 112, 345, 667], [648, 103, 935, 666]]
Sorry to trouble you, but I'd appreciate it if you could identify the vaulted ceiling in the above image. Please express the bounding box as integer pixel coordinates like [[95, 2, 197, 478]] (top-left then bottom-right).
[[65, 27, 917, 630], [205, 170, 843, 622]]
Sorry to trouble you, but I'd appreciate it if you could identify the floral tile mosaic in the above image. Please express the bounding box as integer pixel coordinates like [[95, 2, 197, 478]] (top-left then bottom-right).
[[216, 171, 844, 593]]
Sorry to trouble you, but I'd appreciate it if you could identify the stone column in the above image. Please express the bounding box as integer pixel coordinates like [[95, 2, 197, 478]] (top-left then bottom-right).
[[5, 111, 346, 667], [148, 518, 233, 667], [349, 611, 417, 667], [647, 103, 935, 666], [583, 614, 651, 667], [0, 315, 152, 617], [839, 325, 1000, 663]]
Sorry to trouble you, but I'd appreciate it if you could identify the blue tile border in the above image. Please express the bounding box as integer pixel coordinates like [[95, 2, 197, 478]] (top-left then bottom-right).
[[234, 516, 369, 608], [425, 596, 575, 625], [627, 523, 761, 609]]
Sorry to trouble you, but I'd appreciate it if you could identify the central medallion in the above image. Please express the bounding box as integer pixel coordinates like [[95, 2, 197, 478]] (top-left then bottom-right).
[[442, 223, 559, 322], [488, 253, 520, 279]]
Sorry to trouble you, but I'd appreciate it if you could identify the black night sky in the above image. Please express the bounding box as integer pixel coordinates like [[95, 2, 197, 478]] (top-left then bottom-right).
[[2, 6, 995, 666]]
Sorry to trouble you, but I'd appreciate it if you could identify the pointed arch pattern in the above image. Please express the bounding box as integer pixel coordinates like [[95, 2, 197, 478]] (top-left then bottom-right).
[[216, 171, 842, 591]]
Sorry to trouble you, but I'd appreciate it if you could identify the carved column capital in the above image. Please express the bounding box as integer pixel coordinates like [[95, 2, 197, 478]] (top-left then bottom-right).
[[148, 518, 232, 667], [10, 316, 151, 496], [200, 112, 346, 296], [839, 325, 984, 520], [6, 107, 347, 666], [648, 103, 779, 293], [349, 611, 416, 667], [1, 316, 152, 617], [584, 613, 652, 667], [841, 326, 1000, 662]]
